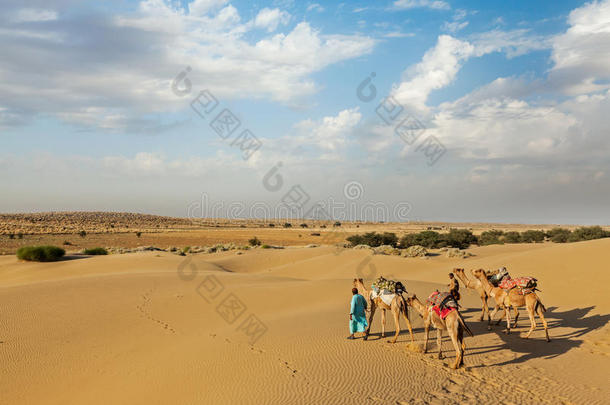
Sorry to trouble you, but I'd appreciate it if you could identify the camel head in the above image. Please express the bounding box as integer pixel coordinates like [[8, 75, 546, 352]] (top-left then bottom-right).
[[406, 294, 417, 306], [352, 278, 364, 288], [472, 268, 486, 279], [453, 268, 465, 275]]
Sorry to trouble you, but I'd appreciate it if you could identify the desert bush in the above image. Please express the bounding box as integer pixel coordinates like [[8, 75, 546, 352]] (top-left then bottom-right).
[[444, 229, 478, 249], [320, 225, 327, 229], [268, 223, 275, 227], [17, 245, 65, 262], [83, 247, 108, 255], [346, 232, 398, 248], [479, 230, 504, 245], [569, 226, 607, 242], [136, 232, 142, 238], [261, 244, 271, 249], [521, 230, 545, 243], [333, 221, 341, 227], [300, 223, 308, 228], [283, 223, 292, 228], [400, 231, 441, 248], [248, 236, 262, 246], [17, 232, 24, 239], [63, 240, 72, 246], [8, 233, 15, 239], [310, 232, 321, 236], [79, 230, 87, 238], [502, 231, 522, 243], [183, 246, 191, 254], [546, 228, 571, 243]]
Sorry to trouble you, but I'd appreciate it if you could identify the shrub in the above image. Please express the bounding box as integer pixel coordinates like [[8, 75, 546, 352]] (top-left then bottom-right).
[[502, 231, 522, 243], [63, 240, 72, 246], [17, 232, 24, 239], [346, 232, 398, 248], [248, 236, 262, 246], [400, 231, 441, 248], [183, 246, 191, 254], [268, 223, 275, 227], [17, 246, 65, 262], [521, 230, 545, 243], [333, 221, 342, 227], [547, 228, 571, 243], [283, 223, 292, 228], [444, 229, 478, 249], [300, 223, 308, 228], [320, 225, 327, 228], [479, 230, 504, 245], [311, 232, 321, 236], [136, 232, 142, 238], [79, 230, 87, 238], [570, 226, 607, 242], [83, 247, 108, 255], [8, 233, 15, 239], [261, 244, 271, 249]]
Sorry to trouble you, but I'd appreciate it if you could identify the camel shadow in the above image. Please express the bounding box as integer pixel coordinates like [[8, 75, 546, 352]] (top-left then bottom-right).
[[468, 306, 610, 367]]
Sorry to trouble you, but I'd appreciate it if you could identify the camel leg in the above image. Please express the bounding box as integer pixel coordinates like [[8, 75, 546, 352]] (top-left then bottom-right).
[[365, 304, 376, 338], [495, 306, 504, 325], [537, 304, 551, 342], [400, 305, 415, 343], [381, 309, 386, 338], [480, 295, 488, 322], [488, 305, 501, 330], [459, 327, 466, 367], [388, 307, 401, 344], [505, 306, 512, 334], [436, 328, 444, 360], [423, 321, 430, 354], [448, 324, 462, 369], [512, 307, 520, 328], [524, 303, 537, 339]]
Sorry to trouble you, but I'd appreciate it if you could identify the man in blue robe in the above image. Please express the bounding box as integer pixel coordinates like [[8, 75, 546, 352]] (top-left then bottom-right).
[[348, 287, 368, 339]]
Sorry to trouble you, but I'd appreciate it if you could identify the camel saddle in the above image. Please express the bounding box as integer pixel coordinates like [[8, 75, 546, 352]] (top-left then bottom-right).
[[488, 267, 509, 287], [499, 276, 538, 295], [372, 277, 407, 295], [426, 291, 457, 320]]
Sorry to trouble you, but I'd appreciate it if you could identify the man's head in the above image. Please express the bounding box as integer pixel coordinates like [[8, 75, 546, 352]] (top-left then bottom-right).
[[449, 273, 454, 279], [352, 287, 358, 295]]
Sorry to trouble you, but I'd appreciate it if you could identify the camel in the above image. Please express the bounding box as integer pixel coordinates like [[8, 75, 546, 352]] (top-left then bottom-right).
[[406, 294, 473, 369], [353, 278, 414, 344], [453, 268, 491, 321], [453, 268, 520, 325], [472, 269, 550, 342]]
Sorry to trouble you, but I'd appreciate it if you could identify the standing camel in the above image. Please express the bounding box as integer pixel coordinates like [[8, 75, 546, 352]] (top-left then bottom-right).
[[453, 268, 490, 321], [353, 278, 414, 344], [472, 269, 550, 341], [406, 294, 474, 369]]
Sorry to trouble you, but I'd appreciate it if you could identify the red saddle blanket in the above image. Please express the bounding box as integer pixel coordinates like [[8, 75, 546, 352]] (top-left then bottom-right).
[[426, 291, 457, 308], [432, 306, 456, 320], [499, 276, 537, 291]]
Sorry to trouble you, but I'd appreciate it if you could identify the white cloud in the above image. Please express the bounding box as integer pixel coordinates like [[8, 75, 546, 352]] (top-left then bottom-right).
[[0, 0, 375, 130], [549, 0, 610, 94], [384, 31, 415, 38], [393, 0, 450, 11], [442, 8, 469, 33], [253, 8, 290, 32], [306, 3, 324, 13], [392, 35, 474, 112], [14, 8, 58, 23], [189, 0, 229, 16]]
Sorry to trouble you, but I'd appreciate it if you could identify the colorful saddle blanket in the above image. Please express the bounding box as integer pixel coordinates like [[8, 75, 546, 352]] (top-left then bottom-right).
[[499, 276, 537, 294], [372, 277, 406, 295], [431, 305, 456, 320]]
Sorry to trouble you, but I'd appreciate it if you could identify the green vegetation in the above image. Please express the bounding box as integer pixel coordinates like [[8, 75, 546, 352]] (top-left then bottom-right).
[[261, 244, 271, 249], [248, 236, 262, 246], [520, 230, 545, 243], [283, 223, 292, 228], [79, 230, 87, 238], [346, 232, 398, 247], [546, 228, 571, 243], [502, 231, 522, 243], [17, 246, 65, 262], [183, 246, 191, 254], [479, 230, 504, 245], [83, 247, 108, 255], [399, 229, 477, 249]]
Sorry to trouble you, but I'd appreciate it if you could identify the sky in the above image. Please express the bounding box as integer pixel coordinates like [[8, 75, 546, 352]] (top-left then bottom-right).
[[1, 0, 609, 224]]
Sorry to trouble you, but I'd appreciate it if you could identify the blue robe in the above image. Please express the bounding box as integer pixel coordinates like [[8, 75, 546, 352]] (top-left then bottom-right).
[[349, 294, 368, 333]]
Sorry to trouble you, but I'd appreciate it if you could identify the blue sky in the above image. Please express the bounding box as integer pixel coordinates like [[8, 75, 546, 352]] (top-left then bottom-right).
[[1, 0, 609, 224]]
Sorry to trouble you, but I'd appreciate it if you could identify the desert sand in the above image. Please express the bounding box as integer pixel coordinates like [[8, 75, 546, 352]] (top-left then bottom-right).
[[1, 238, 609, 404]]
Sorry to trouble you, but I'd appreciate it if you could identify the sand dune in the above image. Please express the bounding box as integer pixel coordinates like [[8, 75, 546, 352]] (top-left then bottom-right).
[[1, 239, 609, 404]]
